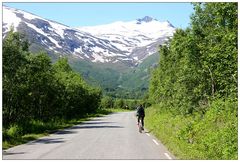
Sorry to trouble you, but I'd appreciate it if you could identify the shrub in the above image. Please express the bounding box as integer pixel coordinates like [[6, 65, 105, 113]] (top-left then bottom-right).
[[6, 125, 23, 137]]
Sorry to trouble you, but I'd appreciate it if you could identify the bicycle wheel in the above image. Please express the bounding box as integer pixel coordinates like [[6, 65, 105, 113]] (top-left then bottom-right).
[[139, 120, 142, 133]]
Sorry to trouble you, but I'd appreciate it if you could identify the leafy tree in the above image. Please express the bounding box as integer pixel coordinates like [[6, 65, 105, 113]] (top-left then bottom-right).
[[100, 96, 114, 109], [147, 3, 237, 159], [114, 98, 125, 108], [3, 30, 102, 128], [149, 2, 237, 114], [3, 29, 29, 125], [191, 3, 237, 99], [24, 52, 55, 121]]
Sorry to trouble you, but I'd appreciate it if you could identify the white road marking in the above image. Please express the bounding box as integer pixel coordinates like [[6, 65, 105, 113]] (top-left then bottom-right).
[[164, 153, 172, 159], [146, 133, 150, 136], [152, 139, 159, 145]]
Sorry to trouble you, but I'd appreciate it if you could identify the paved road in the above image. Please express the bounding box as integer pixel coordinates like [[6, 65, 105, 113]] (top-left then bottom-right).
[[3, 112, 175, 160]]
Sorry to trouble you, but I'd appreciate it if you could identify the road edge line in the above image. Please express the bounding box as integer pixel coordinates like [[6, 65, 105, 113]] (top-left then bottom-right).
[[152, 139, 159, 145], [164, 153, 172, 159]]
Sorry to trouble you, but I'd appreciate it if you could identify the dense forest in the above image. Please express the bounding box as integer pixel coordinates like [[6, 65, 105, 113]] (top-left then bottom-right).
[[146, 3, 237, 159], [2, 29, 140, 147], [3, 28, 102, 131]]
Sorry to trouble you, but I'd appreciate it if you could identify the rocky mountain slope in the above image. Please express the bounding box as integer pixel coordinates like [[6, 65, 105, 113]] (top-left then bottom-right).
[[3, 6, 175, 67], [3, 5, 175, 98]]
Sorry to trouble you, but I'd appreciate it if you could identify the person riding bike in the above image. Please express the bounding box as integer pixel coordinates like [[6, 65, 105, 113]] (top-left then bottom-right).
[[136, 104, 145, 130]]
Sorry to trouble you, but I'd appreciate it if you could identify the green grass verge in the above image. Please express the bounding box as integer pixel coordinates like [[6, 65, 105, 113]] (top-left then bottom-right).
[[2, 118, 86, 150], [3, 108, 129, 150], [145, 101, 237, 160], [145, 106, 190, 159]]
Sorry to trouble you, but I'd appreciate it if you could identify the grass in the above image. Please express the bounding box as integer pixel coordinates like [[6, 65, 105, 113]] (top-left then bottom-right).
[[2, 108, 131, 150], [144, 101, 238, 160], [145, 106, 184, 159]]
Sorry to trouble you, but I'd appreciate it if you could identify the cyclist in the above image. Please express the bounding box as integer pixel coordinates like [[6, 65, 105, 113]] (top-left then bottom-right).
[[136, 104, 145, 130]]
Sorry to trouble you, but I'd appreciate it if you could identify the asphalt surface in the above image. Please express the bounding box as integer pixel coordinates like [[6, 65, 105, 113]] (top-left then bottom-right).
[[3, 111, 175, 160]]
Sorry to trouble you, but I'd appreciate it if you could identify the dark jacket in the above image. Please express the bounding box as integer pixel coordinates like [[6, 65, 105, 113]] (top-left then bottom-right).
[[136, 106, 145, 117]]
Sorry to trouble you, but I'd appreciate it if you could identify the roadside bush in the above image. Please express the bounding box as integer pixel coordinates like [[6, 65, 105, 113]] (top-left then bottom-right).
[[146, 99, 237, 159], [192, 99, 237, 159], [100, 96, 114, 109], [6, 125, 23, 138]]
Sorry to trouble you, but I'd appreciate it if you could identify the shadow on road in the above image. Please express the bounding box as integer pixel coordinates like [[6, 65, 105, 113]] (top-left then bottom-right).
[[87, 118, 103, 121], [3, 151, 25, 156], [81, 121, 115, 125], [54, 130, 77, 135], [27, 138, 65, 145], [71, 125, 124, 129]]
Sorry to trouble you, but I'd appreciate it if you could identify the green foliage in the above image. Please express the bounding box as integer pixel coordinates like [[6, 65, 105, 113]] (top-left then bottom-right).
[[147, 2, 237, 159], [3, 27, 28, 77], [112, 98, 141, 110], [6, 125, 23, 138], [100, 96, 114, 109], [189, 99, 238, 159], [191, 2, 237, 98], [69, 53, 159, 99], [145, 100, 237, 159], [3, 30, 102, 133], [114, 98, 125, 109], [3, 29, 29, 125], [149, 2, 237, 113], [100, 96, 141, 110]]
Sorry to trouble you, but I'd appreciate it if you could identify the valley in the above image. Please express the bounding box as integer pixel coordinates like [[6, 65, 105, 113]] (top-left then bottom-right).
[[2, 3, 237, 160], [3, 5, 174, 98]]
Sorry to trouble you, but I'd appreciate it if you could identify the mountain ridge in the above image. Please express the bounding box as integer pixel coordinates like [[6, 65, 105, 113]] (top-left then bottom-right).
[[3, 5, 175, 98], [3, 6, 175, 67]]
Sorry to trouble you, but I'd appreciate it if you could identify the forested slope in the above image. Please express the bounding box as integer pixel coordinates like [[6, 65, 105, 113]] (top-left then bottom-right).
[[3, 29, 102, 145], [146, 3, 237, 159]]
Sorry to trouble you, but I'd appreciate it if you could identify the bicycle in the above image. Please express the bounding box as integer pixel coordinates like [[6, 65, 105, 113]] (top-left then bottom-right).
[[138, 118, 144, 133]]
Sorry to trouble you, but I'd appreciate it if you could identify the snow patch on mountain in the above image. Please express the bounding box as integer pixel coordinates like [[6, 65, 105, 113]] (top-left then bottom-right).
[[3, 6, 176, 66], [77, 17, 174, 41], [77, 16, 175, 62], [3, 6, 22, 32]]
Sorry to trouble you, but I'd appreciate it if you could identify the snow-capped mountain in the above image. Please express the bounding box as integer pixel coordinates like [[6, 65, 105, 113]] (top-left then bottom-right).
[[3, 6, 175, 66], [78, 16, 174, 48], [77, 16, 175, 63]]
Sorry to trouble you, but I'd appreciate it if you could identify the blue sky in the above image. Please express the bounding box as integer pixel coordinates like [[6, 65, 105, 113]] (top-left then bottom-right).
[[4, 3, 194, 28]]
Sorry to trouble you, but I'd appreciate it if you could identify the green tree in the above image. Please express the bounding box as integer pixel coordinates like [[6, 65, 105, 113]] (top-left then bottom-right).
[[3, 30, 103, 128], [114, 98, 125, 108], [3, 29, 29, 125], [24, 52, 55, 121], [147, 3, 237, 159], [100, 96, 114, 109], [149, 2, 237, 114], [191, 2, 237, 99]]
